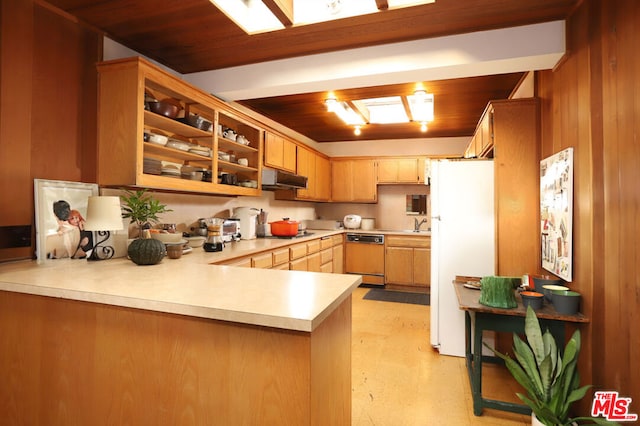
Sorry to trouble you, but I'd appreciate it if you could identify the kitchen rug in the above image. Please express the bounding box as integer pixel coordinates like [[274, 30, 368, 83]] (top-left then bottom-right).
[[363, 289, 430, 306]]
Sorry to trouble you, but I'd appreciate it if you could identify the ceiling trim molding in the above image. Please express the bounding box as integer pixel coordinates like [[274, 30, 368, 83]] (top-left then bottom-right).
[[184, 20, 565, 101]]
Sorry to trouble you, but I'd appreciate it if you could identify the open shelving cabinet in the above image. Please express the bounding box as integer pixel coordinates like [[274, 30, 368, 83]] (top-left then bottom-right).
[[97, 57, 263, 196]]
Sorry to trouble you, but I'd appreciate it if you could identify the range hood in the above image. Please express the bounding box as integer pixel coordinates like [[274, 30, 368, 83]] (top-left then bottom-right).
[[261, 168, 308, 190]]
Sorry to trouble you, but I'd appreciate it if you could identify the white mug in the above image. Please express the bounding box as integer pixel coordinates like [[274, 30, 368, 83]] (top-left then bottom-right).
[[237, 158, 248, 166]]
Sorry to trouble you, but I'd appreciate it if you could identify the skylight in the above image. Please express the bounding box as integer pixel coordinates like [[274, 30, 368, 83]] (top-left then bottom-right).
[[210, 0, 435, 35], [353, 97, 409, 124]]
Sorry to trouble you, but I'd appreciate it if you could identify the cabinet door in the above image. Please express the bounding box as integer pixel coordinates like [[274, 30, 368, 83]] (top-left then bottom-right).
[[289, 243, 307, 260], [479, 107, 493, 156], [315, 155, 331, 201], [307, 252, 321, 272], [331, 160, 352, 201], [272, 248, 290, 266], [264, 132, 296, 173], [332, 243, 344, 274], [296, 146, 313, 199], [320, 248, 333, 265], [396, 158, 419, 182], [289, 257, 307, 271], [351, 159, 377, 202], [413, 248, 430, 287], [282, 138, 297, 172], [306, 239, 320, 254], [385, 246, 414, 285], [377, 159, 398, 183], [320, 262, 333, 273], [252, 252, 273, 269], [264, 132, 284, 169]]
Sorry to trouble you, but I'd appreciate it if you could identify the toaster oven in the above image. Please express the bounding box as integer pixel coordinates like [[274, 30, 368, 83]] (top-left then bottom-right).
[[222, 219, 241, 242]]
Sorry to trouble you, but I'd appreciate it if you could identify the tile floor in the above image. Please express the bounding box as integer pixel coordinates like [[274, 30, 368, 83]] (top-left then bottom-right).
[[351, 287, 531, 425]]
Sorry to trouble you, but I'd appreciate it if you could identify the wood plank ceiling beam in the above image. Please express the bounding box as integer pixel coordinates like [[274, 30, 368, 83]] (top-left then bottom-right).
[[375, 0, 390, 10], [263, 0, 294, 27]]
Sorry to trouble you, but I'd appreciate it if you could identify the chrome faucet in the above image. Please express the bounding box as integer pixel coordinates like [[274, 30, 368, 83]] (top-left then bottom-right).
[[414, 218, 428, 232]]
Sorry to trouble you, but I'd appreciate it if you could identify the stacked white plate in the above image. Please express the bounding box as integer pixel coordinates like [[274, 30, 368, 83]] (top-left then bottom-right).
[[161, 160, 182, 178], [166, 138, 193, 151]]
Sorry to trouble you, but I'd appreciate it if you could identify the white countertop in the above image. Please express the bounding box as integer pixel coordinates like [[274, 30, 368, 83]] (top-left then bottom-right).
[[0, 228, 428, 332], [0, 235, 361, 332]]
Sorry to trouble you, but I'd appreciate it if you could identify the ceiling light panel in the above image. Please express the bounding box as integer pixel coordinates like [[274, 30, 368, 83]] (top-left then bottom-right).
[[293, 0, 378, 25], [354, 96, 409, 124], [210, 0, 285, 34], [407, 91, 434, 122], [213, 0, 435, 34]]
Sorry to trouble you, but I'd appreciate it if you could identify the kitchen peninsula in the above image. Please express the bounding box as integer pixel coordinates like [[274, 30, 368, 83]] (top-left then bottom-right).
[[0, 247, 360, 425]]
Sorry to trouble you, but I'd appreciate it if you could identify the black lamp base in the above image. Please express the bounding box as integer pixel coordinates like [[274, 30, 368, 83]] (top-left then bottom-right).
[[87, 230, 115, 261]]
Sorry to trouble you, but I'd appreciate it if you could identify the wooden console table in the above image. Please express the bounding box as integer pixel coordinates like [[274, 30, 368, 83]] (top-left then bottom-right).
[[453, 279, 589, 416]]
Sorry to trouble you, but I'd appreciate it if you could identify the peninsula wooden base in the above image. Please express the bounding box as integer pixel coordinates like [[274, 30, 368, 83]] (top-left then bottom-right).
[[0, 291, 352, 425]]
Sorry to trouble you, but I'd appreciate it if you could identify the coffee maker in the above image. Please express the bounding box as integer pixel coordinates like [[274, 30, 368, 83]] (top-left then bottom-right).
[[203, 218, 224, 252], [232, 207, 260, 240]]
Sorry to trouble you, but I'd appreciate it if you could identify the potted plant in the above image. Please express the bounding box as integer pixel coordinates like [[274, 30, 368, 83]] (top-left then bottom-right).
[[486, 306, 617, 426], [120, 189, 172, 265], [120, 188, 172, 238]]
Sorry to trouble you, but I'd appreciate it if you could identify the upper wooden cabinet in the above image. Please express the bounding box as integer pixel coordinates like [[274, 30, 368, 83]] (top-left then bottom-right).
[[490, 98, 540, 276], [377, 157, 425, 183], [264, 132, 296, 173], [464, 104, 494, 159], [278, 145, 330, 202], [96, 57, 263, 196], [330, 159, 377, 202]]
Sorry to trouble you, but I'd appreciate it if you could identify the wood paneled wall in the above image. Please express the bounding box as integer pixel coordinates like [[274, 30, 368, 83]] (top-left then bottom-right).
[[537, 0, 639, 413], [0, 0, 100, 261]]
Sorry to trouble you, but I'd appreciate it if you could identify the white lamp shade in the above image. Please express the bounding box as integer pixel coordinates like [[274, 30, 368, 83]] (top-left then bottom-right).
[[84, 196, 124, 231]]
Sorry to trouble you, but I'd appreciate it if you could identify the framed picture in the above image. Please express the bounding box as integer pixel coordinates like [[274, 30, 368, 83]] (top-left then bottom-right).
[[540, 147, 574, 281], [34, 179, 99, 263]]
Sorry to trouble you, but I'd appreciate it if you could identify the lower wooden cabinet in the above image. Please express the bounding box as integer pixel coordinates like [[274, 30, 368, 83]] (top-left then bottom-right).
[[216, 234, 344, 274], [307, 252, 321, 272], [384, 235, 431, 289], [332, 243, 344, 274], [252, 252, 273, 269], [290, 257, 307, 271]]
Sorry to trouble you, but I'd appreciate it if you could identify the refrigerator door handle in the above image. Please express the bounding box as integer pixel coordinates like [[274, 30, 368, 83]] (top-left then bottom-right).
[[431, 215, 441, 221]]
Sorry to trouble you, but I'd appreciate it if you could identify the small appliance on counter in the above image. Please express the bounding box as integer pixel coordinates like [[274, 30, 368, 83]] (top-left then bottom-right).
[[256, 209, 270, 237], [232, 207, 260, 240], [360, 218, 375, 230], [343, 214, 362, 229], [222, 218, 241, 242], [203, 218, 225, 252]]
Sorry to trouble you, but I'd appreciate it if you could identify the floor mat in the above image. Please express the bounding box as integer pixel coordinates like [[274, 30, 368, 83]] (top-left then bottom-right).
[[363, 288, 430, 306]]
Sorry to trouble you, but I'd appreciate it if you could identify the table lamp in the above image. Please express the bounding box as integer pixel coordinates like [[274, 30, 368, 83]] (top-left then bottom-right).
[[83, 196, 124, 261]]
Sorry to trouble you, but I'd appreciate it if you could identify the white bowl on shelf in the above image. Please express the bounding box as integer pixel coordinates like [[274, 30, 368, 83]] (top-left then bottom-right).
[[147, 132, 168, 146]]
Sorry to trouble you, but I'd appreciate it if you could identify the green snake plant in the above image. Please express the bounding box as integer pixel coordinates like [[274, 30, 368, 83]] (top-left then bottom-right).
[[486, 306, 617, 425]]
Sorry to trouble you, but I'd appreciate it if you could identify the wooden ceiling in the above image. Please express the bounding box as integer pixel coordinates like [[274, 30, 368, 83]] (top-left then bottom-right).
[[43, 0, 580, 142]]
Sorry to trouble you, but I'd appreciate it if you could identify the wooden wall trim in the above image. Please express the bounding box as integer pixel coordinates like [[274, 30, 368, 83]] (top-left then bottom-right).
[[538, 0, 640, 412]]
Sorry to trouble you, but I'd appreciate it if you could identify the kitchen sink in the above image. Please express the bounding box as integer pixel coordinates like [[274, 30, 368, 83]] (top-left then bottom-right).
[[376, 229, 430, 234]]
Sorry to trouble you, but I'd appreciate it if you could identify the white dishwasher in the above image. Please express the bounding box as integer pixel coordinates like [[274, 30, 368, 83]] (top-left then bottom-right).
[[345, 233, 385, 286]]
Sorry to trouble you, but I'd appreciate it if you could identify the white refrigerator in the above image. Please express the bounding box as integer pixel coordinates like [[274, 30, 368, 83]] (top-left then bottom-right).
[[429, 159, 495, 357]]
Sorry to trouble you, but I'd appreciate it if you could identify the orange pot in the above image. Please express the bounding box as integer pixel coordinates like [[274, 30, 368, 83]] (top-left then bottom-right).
[[270, 218, 299, 236]]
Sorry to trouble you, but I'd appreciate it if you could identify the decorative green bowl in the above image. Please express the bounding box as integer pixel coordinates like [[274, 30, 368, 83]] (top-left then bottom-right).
[[478, 276, 520, 308]]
